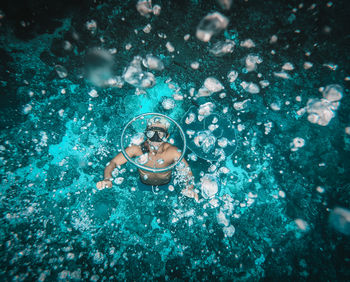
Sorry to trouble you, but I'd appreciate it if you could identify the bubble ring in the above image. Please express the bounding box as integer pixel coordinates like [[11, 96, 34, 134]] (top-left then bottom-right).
[[121, 113, 187, 173]]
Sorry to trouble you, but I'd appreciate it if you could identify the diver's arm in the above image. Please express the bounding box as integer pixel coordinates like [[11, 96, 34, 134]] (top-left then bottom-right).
[[180, 157, 198, 201], [104, 151, 129, 180], [97, 146, 139, 190], [172, 148, 198, 201], [180, 157, 194, 188]]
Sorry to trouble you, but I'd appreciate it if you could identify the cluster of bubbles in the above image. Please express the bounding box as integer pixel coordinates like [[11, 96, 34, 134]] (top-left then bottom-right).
[[297, 84, 344, 126], [193, 130, 217, 154], [209, 39, 235, 57], [181, 104, 237, 162], [83, 47, 164, 93], [136, 0, 161, 18], [122, 55, 165, 94], [161, 97, 175, 110], [123, 56, 156, 89]]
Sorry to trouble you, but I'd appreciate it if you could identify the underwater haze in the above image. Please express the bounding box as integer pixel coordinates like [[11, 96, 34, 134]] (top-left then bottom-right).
[[0, 0, 350, 280]]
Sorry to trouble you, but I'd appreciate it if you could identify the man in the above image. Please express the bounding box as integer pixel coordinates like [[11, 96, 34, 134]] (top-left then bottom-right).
[[96, 116, 198, 201]]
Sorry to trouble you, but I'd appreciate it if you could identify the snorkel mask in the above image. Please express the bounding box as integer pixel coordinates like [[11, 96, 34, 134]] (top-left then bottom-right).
[[145, 126, 168, 142]]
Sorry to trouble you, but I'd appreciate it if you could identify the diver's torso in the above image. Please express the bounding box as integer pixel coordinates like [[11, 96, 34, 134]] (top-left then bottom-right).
[[138, 169, 172, 185], [137, 143, 176, 185]]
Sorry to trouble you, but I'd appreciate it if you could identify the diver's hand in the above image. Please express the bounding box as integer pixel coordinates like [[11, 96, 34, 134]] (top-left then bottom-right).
[[96, 180, 113, 190], [181, 187, 199, 202]]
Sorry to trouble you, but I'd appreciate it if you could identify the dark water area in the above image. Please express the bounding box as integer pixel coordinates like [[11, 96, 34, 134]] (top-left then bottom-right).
[[0, 0, 349, 280]]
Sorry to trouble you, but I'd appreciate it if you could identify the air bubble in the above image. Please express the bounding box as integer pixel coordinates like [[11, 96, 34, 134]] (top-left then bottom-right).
[[196, 12, 229, 42]]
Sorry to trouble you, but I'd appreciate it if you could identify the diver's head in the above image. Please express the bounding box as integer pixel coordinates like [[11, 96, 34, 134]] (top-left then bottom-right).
[[145, 116, 170, 144], [147, 116, 170, 130]]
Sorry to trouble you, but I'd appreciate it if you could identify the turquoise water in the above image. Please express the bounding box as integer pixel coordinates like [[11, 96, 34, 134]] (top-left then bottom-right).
[[0, 0, 349, 280]]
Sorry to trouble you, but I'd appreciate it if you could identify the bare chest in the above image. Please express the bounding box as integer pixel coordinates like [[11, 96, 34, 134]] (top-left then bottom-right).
[[143, 151, 173, 169], [137, 150, 175, 184]]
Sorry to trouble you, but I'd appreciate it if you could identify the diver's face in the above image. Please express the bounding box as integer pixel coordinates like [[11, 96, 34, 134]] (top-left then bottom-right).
[[145, 124, 169, 145]]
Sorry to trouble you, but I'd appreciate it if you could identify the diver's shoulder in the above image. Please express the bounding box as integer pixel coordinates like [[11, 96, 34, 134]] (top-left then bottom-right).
[[126, 144, 143, 155], [164, 143, 179, 151]]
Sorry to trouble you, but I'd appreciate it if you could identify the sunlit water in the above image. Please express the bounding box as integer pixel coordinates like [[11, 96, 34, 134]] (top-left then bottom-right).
[[0, 0, 349, 280]]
